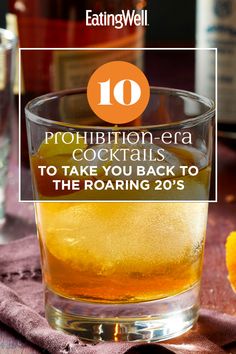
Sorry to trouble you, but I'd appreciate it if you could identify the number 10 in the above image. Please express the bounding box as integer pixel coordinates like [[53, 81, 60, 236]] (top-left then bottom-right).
[[98, 79, 141, 106]]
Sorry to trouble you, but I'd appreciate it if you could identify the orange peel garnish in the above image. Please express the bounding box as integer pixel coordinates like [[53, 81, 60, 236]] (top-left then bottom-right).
[[38, 132, 87, 158], [226, 231, 236, 293]]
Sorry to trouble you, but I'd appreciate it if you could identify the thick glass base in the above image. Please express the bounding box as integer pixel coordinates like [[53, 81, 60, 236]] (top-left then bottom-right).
[[45, 283, 199, 342]]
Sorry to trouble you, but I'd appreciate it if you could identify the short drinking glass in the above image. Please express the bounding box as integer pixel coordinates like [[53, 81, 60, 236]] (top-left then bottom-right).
[[0, 29, 16, 225], [25, 88, 215, 342]]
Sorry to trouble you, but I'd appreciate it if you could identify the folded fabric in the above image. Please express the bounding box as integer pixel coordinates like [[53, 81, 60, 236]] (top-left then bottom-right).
[[0, 235, 236, 354]]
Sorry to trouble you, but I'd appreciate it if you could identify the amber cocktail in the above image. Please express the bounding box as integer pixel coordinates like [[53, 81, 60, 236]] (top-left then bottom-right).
[[25, 88, 214, 342]]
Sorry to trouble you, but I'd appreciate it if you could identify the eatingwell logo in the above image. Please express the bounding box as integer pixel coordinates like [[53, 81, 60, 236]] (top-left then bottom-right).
[[86, 10, 148, 29]]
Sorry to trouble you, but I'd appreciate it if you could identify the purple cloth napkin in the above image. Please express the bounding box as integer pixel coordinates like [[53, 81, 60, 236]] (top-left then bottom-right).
[[0, 235, 236, 354]]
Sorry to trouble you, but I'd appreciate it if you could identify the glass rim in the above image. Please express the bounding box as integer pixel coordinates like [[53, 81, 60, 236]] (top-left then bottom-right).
[[25, 86, 215, 131], [0, 28, 17, 50]]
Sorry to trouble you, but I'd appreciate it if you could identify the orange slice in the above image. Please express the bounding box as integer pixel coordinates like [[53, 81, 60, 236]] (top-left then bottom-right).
[[38, 132, 87, 158], [226, 231, 236, 292], [31, 133, 87, 197]]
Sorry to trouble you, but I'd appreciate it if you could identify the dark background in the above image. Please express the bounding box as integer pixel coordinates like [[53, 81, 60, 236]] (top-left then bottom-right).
[[146, 0, 196, 44], [0, 0, 196, 44], [0, 0, 7, 28]]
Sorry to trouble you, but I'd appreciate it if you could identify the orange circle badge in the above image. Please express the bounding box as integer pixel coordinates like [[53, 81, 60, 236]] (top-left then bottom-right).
[[87, 61, 150, 124]]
